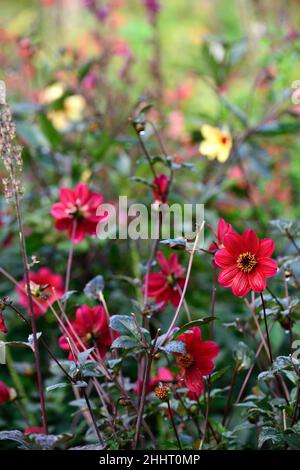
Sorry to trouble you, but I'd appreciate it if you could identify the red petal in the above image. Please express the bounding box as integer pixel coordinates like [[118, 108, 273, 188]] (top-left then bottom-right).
[[231, 271, 251, 297], [223, 231, 244, 257], [184, 367, 204, 394], [74, 183, 89, 204], [218, 265, 239, 287], [257, 238, 275, 258], [59, 187, 74, 205], [248, 270, 267, 293], [157, 252, 171, 274], [242, 229, 259, 254], [258, 258, 278, 278], [214, 248, 236, 268]]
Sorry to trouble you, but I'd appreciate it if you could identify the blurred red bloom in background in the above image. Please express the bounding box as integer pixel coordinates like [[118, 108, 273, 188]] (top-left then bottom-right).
[[208, 218, 232, 253], [24, 426, 44, 435], [51, 183, 106, 243], [215, 229, 278, 297], [59, 305, 112, 359], [175, 327, 219, 395], [0, 381, 13, 404], [17, 267, 64, 317], [152, 174, 169, 203], [146, 252, 185, 309], [0, 309, 7, 334], [133, 367, 173, 396]]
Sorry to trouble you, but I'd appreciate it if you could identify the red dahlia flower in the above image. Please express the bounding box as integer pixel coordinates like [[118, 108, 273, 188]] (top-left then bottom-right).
[[209, 218, 232, 253], [215, 228, 278, 297], [17, 267, 64, 317], [0, 309, 7, 334], [51, 183, 106, 243], [175, 327, 219, 395], [59, 305, 112, 359], [0, 381, 13, 404], [146, 252, 185, 309], [133, 367, 173, 396], [152, 174, 169, 203]]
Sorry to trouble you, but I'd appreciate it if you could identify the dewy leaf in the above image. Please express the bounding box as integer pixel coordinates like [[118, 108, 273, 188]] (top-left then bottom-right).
[[172, 318, 216, 339], [111, 335, 140, 350], [233, 342, 254, 370], [84, 275, 105, 300], [160, 340, 186, 354], [0, 430, 34, 450], [78, 347, 95, 365], [110, 315, 139, 339], [60, 290, 77, 303], [258, 427, 283, 449]]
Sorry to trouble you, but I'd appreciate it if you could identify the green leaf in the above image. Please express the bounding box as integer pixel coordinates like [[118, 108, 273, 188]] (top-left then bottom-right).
[[0, 431, 34, 450], [78, 347, 95, 364], [254, 121, 300, 136], [172, 318, 216, 339], [84, 275, 105, 299], [160, 340, 186, 354], [110, 315, 139, 338], [111, 335, 140, 350], [258, 427, 283, 448]]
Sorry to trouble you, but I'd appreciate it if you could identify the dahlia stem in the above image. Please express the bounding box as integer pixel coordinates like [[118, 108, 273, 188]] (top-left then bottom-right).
[[222, 364, 239, 426], [260, 292, 273, 363], [64, 219, 77, 301], [164, 222, 204, 343], [167, 400, 182, 450], [133, 329, 160, 449], [12, 177, 48, 434]]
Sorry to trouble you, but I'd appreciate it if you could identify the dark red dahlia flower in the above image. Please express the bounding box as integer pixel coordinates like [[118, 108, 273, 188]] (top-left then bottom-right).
[[51, 183, 106, 243], [0, 309, 7, 334], [0, 381, 13, 404], [175, 327, 219, 395], [146, 252, 185, 309], [152, 174, 169, 203], [133, 367, 173, 396], [214, 228, 278, 297], [208, 218, 232, 253], [17, 267, 64, 317], [58, 305, 112, 359]]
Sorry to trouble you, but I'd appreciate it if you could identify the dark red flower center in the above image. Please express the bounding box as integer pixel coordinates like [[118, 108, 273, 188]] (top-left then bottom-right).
[[236, 251, 257, 273], [220, 136, 228, 145], [177, 353, 194, 369]]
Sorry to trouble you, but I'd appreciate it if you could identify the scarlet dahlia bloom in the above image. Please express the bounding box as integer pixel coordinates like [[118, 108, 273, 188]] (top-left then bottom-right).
[[0, 381, 13, 404], [51, 183, 106, 243], [24, 426, 44, 435], [209, 218, 232, 253], [59, 305, 112, 359], [17, 267, 64, 317], [0, 309, 7, 334], [152, 174, 169, 203], [146, 252, 185, 309], [175, 327, 219, 395], [133, 367, 173, 396], [214, 228, 278, 297]]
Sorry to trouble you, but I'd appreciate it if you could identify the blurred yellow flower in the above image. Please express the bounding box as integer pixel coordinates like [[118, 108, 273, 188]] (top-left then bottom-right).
[[199, 125, 232, 163], [41, 83, 65, 104], [48, 95, 86, 131]]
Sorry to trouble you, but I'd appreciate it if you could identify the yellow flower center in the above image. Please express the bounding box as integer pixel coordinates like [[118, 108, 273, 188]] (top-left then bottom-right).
[[177, 353, 194, 369], [236, 252, 257, 273]]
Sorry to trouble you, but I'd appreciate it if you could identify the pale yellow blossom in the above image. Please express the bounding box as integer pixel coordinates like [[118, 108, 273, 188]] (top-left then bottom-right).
[[199, 124, 232, 163]]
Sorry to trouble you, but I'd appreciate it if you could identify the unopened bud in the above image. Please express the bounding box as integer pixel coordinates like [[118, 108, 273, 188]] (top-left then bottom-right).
[[154, 384, 171, 402]]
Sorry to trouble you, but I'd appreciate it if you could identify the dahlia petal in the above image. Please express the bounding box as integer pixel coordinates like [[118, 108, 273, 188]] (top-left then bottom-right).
[[257, 238, 275, 258], [218, 265, 239, 287], [248, 270, 267, 293], [217, 218, 232, 244], [157, 252, 171, 274], [198, 340, 220, 360], [231, 271, 251, 297], [184, 367, 204, 395], [157, 367, 174, 381], [59, 187, 74, 205], [258, 258, 278, 278], [242, 229, 259, 254], [74, 183, 89, 204], [214, 248, 236, 268], [0, 311, 8, 334], [168, 253, 179, 273], [51, 203, 69, 220], [223, 231, 244, 256]]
